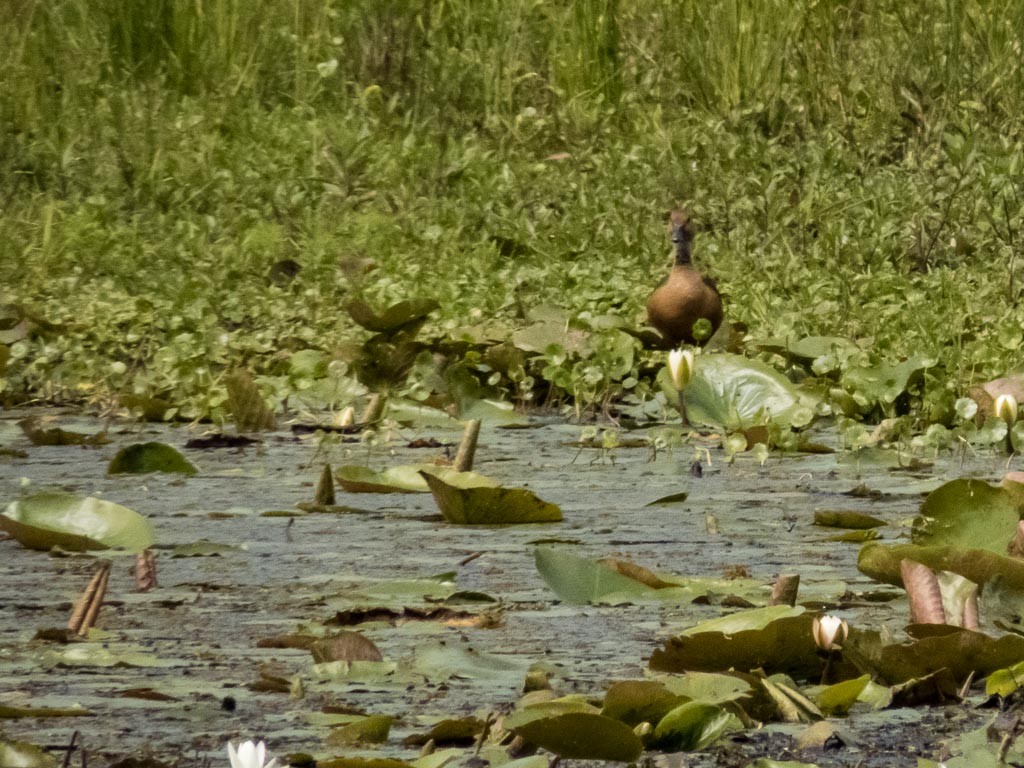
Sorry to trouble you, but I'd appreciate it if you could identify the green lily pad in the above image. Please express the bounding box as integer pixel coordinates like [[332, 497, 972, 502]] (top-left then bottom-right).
[[1, 493, 154, 553], [659, 671, 755, 705], [326, 714, 393, 746], [651, 702, 736, 751], [680, 605, 806, 636], [422, 471, 561, 525], [107, 442, 198, 475], [912, 479, 1020, 553], [682, 353, 817, 430], [0, 705, 92, 719], [646, 492, 690, 506], [813, 510, 887, 529], [815, 675, 870, 716], [346, 298, 439, 333], [857, 541, 1024, 589], [534, 547, 658, 604], [509, 712, 643, 762], [335, 464, 437, 494], [600, 680, 685, 726], [170, 540, 243, 557], [0, 739, 57, 768], [842, 356, 930, 408], [650, 610, 824, 680]]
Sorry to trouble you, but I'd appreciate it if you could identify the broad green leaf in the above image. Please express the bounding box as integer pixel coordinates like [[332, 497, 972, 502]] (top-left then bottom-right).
[[842, 356, 930, 408], [659, 671, 755, 705], [651, 702, 736, 751], [0, 739, 56, 768], [600, 680, 684, 726], [534, 547, 657, 604], [813, 510, 886, 529], [335, 464, 437, 493], [1, 493, 154, 553], [422, 471, 561, 525], [682, 353, 817, 429], [650, 612, 824, 680], [680, 605, 805, 637], [509, 712, 643, 762], [816, 675, 870, 716], [327, 715, 393, 746], [912, 479, 1020, 553], [858, 542, 1024, 589], [108, 441, 198, 475]]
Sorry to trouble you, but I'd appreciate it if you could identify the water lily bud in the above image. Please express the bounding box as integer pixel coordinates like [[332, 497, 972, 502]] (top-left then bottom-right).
[[668, 349, 694, 390], [995, 394, 1018, 425], [812, 615, 849, 651]]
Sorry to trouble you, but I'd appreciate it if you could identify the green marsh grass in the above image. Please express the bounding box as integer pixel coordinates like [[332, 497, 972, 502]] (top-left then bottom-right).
[[1, 0, 1023, 423]]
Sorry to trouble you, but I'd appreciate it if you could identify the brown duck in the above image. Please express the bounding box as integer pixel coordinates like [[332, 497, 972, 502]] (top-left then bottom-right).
[[646, 210, 723, 346]]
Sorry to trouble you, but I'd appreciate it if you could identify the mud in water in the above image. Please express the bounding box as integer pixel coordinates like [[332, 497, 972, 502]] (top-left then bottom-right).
[[0, 410, 1011, 766]]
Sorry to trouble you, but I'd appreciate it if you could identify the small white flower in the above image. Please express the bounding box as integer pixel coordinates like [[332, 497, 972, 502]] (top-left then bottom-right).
[[995, 394, 1018, 425], [227, 741, 277, 768], [668, 349, 694, 390], [812, 615, 849, 651]]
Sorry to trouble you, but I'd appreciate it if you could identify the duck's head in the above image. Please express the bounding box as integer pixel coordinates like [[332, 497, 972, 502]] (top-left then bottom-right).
[[669, 209, 694, 264]]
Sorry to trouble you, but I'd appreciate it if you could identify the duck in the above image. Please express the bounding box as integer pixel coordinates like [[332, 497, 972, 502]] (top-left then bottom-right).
[[646, 209, 723, 346]]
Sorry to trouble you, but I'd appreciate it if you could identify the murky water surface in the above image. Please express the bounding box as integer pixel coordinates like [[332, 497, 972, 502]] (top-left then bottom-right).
[[0, 410, 1011, 765]]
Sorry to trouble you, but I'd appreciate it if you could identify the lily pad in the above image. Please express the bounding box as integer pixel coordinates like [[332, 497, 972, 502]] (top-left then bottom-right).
[[842, 356, 930, 409], [422, 471, 561, 525], [650, 610, 824, 680], [682, 353, 817, 429], [813, 510, 887, 529], [0, 739, 56, 768], [858, 541, 1024, 590], [107, 442, 198, 475], [600, 680, 685, 726], [912, 479, 1020, 553], [335, 464, 438, 494], [534, 547, 658, 604], [169, 540, 243, 557], [1, 493, 154, 552], [651, 702, 736, 751], [815, 675, 870, 716], [508, 712, 643, 762]]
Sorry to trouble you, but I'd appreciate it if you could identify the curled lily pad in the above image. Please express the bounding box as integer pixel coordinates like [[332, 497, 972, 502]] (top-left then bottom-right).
[[108, 442, 197, 475], [508, 712, 643, 762], [1, 493, 154, 553], [857, 541, 1024, 590], [651, 702, 736, 751], [421, 471, 561, 525], [682, 354, 817, 429]]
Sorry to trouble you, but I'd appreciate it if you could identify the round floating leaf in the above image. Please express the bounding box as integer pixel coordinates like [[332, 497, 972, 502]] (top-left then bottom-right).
[[534, 547, 657, 604], [842, 356, 930, 408], [335, 464, 435, 494], [651, 702, 735, 751], [683, 354, 817, 429], [108, 442, 197, 475], [813, 510, 886, 529], [601, 680, 684, 726], [509, 712, 643, 762], [1, 493, 154, 552], [422, 471, 561, 525], [0, 739, 56, 768], [857, 541, 1024, 590], [913, 479, 1020, 553]]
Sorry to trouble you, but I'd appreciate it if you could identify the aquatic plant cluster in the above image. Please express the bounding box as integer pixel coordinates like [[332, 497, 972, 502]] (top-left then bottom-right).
[[2, 1, 1023, 432]]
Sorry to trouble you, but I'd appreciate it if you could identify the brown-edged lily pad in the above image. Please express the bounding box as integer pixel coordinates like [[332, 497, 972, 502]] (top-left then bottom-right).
[[311, 632, 383, 663], [1, 493, 154, 553], [534, 548, 659, 604], [422, 471, 561, 525]]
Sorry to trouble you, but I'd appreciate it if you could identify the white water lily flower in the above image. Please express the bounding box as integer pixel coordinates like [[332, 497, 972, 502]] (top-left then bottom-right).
[[812, 614, 849, 651], [668, 349, 694, 390], [995, 394, 1018, 425], [227, 741, 277, 768]]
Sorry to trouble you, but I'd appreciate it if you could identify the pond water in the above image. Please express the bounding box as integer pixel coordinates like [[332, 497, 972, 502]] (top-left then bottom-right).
[[0, 409, 1013, 766]]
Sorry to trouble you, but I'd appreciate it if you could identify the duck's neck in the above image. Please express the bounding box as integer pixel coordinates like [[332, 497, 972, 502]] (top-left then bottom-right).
[[673, 237, 692, 266]]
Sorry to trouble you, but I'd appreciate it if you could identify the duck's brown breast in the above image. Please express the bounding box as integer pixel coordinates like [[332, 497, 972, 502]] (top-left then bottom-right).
[[646, 266, 723, 345]]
